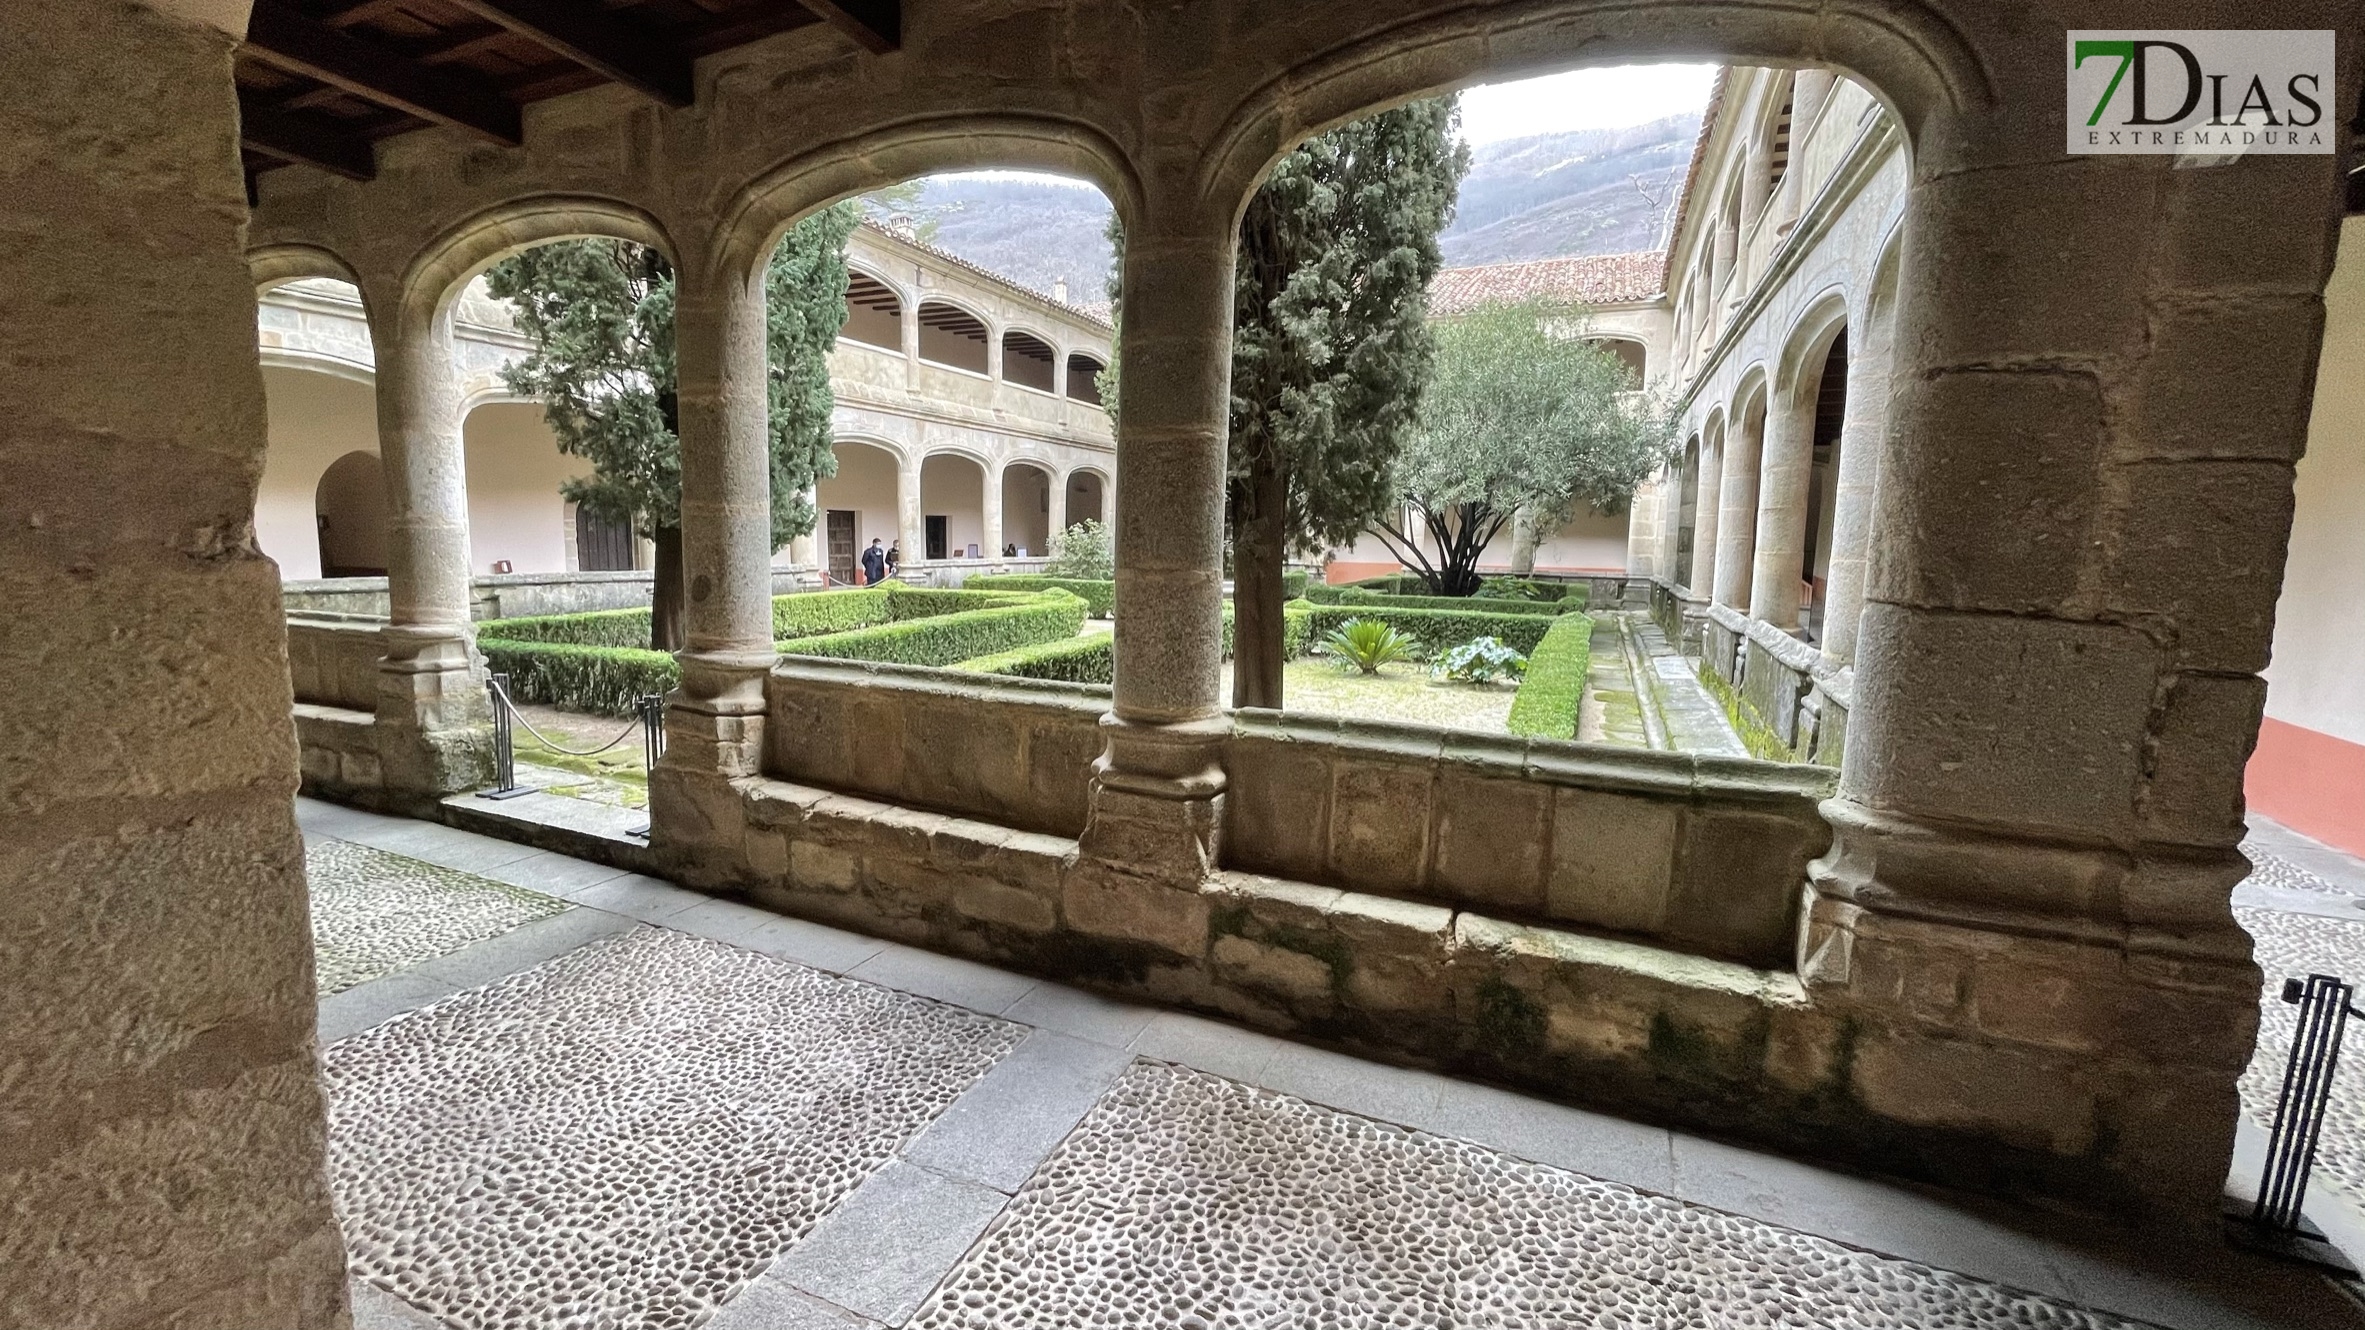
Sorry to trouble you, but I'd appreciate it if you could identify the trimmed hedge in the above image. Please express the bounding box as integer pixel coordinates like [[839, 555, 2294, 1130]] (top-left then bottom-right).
[[480, 639, 678, 717], [877, 584, 1033, 620], [1295, 603, 1555, 658], [964, 574, 1115, 618], [959, 633, 1114, 683], [478, 605, 655, 648], [1505, 613, 1594, 740], [785, 590, 1086, 667], [774, 587, 891, 638], [1308, 587, 1575, 616], [1333, 574, 1589, 610]]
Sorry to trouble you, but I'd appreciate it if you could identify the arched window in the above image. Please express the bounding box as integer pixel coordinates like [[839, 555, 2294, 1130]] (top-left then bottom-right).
[[1003, 330, 1056, 391], [842, 271, 903, 351], [314, 450, 389, 578], [917, 300, 989, 373]]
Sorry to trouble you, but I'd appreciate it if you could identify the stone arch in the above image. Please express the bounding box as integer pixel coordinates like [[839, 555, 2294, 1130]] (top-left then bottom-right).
[[1776, 289, 1853, 404], [842, 263, 908, 352], [999, 458, 1058, 557], [1064, 352, 1108, 406], [920, 449, 991, 560], [1195, 1, 1987, 222], [1585, 335, 1650, 388], [817, 437, 906, 583], [1062, 465, 1110, 530], [1000, 327, 1060, 392], [314, 449, 389, 578], [715, 117, 1144, 285], [1713, 366, 1774, 611], [248, 242, 369, 304], [916, 298, 993, 374], [397, 195, 676, 333]]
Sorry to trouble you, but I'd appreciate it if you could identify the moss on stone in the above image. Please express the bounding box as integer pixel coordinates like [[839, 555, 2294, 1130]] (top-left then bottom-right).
[[1693, 661, 1797, 763], [1474, 977, 1546, 1056]]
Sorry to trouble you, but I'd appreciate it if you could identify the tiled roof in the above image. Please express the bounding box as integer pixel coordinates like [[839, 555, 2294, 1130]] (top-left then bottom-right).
[[1428, 250, 1667, 315], [1660, 67, 1730, 288]]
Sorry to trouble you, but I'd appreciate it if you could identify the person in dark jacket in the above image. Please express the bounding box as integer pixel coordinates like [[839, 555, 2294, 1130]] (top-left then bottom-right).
[[859, 538, 886, 585], [885, 542, 902, 577]]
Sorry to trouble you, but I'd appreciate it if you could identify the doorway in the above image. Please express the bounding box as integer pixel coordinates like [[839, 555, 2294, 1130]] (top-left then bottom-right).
[[826, 509, 857, 584], [926, 515, 949, 562]]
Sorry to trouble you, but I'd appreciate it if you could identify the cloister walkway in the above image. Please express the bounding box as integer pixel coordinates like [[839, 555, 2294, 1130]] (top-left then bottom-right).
[[299, 797, 2358, 1330]]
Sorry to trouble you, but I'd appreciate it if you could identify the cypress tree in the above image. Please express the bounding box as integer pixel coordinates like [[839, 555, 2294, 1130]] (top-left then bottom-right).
[[487, 202, 857, 651]]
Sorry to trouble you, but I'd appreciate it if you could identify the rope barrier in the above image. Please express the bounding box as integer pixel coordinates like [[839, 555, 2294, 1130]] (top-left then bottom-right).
[[489, 679, 643, 757]]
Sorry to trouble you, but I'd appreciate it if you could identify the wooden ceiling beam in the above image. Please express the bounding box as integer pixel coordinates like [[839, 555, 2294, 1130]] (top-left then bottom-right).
[[238, 92, 377, 180], [795, 0, 898, 54], [440, 0, 696, 106], [244, 0, 522, 146]]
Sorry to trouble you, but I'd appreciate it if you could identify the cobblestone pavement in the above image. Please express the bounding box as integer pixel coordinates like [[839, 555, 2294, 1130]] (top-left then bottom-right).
[[303, 800, 2359, 1330], [307, 838, 569, 993], [2234, 830, 2365, 1211], [908, 1060, 2146, 1330]]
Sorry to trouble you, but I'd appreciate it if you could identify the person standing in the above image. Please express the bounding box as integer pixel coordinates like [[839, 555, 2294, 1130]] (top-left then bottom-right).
[[885, 541, 902, 579], [859, 538, 886, 586]]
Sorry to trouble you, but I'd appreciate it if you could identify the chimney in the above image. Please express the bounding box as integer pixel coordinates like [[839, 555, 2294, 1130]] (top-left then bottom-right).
[[887, 211, 917, 240], [1053, 277, 1069, 304]]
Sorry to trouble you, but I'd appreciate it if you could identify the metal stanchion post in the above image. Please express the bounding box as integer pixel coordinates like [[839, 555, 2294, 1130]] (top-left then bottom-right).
[[476, 672, 534, 800], [2229, 972, 2363, 1272], [627, 693, 663, 838]]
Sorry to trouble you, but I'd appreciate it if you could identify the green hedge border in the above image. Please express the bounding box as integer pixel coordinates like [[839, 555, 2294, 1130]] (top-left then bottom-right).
[[784, 589, 1086, 667], [1295, 603, 1555, 658], [480, 639, 679, 718], [964, 574, 1115, 618], [1505, 613, 1594, 739]]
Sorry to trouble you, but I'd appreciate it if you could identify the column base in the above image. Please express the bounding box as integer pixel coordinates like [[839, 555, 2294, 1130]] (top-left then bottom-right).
[[1064, 714, 1227, 961], [1800, 798, 2261, 1215], [363, 625, 493, 813], [651, 648, 773, 881]]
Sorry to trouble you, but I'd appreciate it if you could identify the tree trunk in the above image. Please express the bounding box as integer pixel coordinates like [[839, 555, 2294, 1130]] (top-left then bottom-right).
[[650, 523, 687, 652], [1230, 452, 1288, 711], [1509, 506, 1540, 575]]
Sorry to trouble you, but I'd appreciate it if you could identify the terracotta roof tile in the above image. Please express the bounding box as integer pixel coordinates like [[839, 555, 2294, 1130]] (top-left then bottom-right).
[[1428, 250, 1667, 315]]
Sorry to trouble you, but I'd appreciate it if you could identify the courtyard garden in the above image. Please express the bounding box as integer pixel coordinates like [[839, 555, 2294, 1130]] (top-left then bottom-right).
[[470, 573, 1608, 744]]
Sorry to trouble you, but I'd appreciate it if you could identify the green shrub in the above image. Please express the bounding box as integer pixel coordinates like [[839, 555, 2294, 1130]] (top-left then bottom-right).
[[1437, 636, 1528, 683], [964, 574, 1115, 618], [773, 587, 892, 638], [1296, 604, 1555, 658], [879, 584, 1032, 620], [1321, 619, 1416, 674], [1047, 519, 1113, 579], [958, 633, 1114, 684], [785, 589, 1085, 667], [478, 606, 653, 648], [1282, 569, 1310, 600], [1331, 588, 1571, 616], [481, 639, 678, 718], [1506, 614, 1593, 740]]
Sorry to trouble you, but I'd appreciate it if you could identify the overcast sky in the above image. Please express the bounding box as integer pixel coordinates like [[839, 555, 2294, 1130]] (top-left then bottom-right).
[[1458, 64, 1717, 145], [928, 63, 1721, 188]]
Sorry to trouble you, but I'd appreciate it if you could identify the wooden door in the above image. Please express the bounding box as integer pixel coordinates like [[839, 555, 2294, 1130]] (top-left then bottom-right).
[[826, 510, 857, 584]]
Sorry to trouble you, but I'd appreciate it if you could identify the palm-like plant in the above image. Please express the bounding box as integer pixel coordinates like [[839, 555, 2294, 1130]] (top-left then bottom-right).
[[1321, 618, 1414, 675]]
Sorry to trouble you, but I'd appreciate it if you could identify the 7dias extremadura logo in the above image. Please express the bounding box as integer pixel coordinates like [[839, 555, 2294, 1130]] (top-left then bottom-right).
[[2068, 30, 2334, 154]]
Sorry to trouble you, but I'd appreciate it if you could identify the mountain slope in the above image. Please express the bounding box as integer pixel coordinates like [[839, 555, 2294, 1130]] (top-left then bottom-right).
[[1440, 114, 1698, 266], [862, 113, 1701, 296]]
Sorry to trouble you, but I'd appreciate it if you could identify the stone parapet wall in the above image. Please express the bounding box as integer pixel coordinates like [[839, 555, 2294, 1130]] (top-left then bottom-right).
[[764, 660, 1107, 837], [1225, 711, 1833, 968], [285, 616, 384, 711], [282, 569, 816, 620]]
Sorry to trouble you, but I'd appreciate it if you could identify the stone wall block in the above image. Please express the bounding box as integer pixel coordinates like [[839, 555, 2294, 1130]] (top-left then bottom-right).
[[1667, 807, 1822, 967], [1899, 160, 2156, 371], [1845, 607, 2158, 836], [765, 679, 854, 786], [788, 839, 862, 894], [2157, 156, 2346, 295], [1325, 892, 1455, 1019], [1221, 734, 1334, 880], [842, 688, 912, 794], [1869, 369, 2107, 614], [2102, 460, 2295, 675], [1080, 786, 1222, 881], [1023, 715, 1102, 837], [2129, 298, 2322, 461], [2139, 673, 2268, 845], [1429, 771, 1550, 915], [1061, 861, 1210, 960], [1546, 787, 1677, 936], [1848, 1031, 2099, 1157], [1211, 933, 1336, 1008], [1326, 758, 1434, 895]]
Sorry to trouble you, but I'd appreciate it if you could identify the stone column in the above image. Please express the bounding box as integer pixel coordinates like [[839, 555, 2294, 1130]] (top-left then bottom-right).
[[1686, 432, 1723, 595], [897, 453, 925, 571], [1804, 100, 2344, 1212], [1819, 321, 1891, 667], [1709, 403, 1762, 610], [1747, 383, 1815, 631], [3, 1, 348, 1323], [983, 461, 1005, 562], [788, 485, 820, 570], [1063, 216, 1235, 962], [371, 301, 493, 803], [652, 248, 774, 854]]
